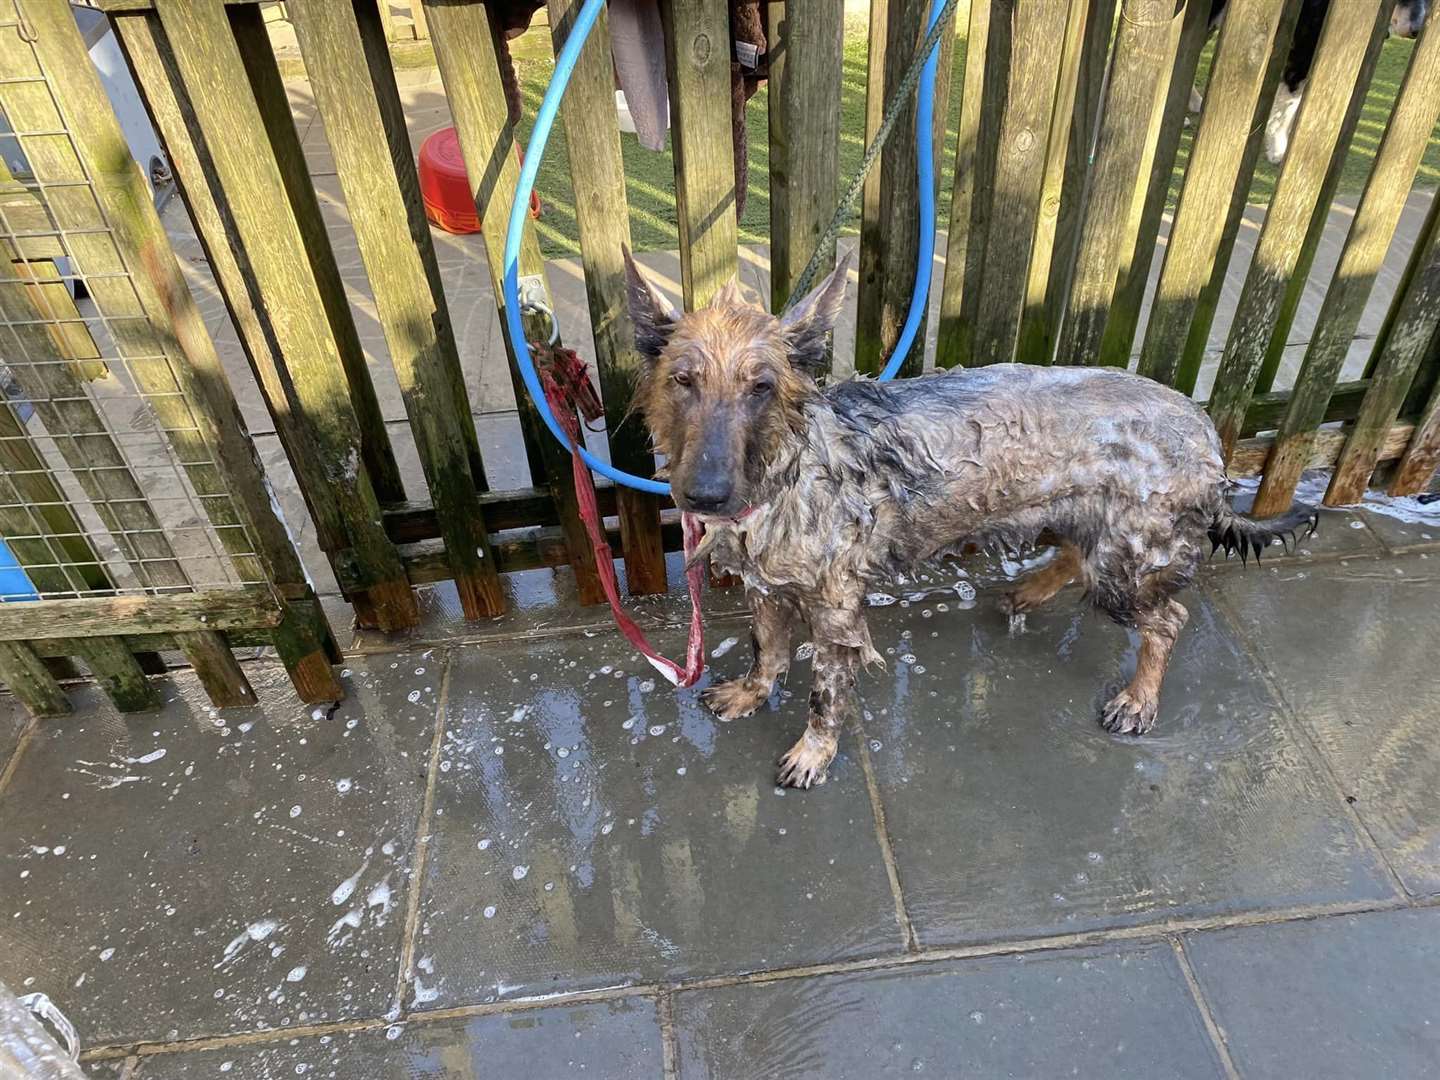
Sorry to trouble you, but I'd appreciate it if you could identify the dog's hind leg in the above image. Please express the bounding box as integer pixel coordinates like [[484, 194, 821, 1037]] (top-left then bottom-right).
[[1101, 598, 1189, 735], [777, 641, 861, 789], [701, 591, 794, 719], [999, 542, 1083, 634]]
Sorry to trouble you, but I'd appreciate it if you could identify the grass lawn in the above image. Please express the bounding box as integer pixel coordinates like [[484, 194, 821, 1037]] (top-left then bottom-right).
[[507, 16, 1438, 260]]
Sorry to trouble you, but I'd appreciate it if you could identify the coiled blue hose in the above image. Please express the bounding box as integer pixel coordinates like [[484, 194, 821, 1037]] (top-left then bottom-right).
[[502, 0, 948, 495]]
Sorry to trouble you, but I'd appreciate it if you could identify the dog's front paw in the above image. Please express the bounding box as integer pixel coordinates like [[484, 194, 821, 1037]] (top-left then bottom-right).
[[777, 730, 836, 789], [700, 677, 772, 720], [1100, 689, 1159, 736]]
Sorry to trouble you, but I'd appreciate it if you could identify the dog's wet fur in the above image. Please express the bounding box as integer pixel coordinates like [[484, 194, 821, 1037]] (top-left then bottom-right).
[[624, 250, 1316, 788]]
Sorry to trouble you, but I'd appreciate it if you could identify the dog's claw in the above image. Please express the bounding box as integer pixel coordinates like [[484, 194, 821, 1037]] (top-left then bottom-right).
[[777, 731, 836, 789], [1100, 689, 1158, 736]]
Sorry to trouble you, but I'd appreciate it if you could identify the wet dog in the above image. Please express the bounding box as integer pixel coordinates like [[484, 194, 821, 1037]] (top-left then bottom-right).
[[624, 251, 1315, 788]]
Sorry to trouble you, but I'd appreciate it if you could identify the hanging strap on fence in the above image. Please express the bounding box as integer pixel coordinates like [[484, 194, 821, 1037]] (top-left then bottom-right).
[[535, 342, 706, 687]]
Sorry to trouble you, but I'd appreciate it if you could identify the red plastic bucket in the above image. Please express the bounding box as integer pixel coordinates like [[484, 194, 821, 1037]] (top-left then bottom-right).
[[418, 126, 541, 235]]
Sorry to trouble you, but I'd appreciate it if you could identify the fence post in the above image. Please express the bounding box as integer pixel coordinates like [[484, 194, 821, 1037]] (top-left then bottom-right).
[[422, 0, 606, 606], [1170, 0, 1301, 395], [766, 0, 844, 322], [1136, 0, 1290, 389], [1095, 0, 1208, 368], [1015, 0, 1091, 366], [549, 0, 667, 595], [151, 0, 419, 633], [1056, 0, 1181, 365], [0, 640, 70, 717], [1253, 2, 1396, 395], [1325, 193, 1440, 504], [1389, 342, 1440, 497], [971, 0, 1071, 366], [1253, 18, 1440, 515], [935, 0, 996, 368], [1206, 0, 1381, 458], [287, 0, 505, 620]]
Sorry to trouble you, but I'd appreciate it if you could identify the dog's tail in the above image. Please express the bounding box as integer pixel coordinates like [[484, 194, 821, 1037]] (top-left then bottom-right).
[[1208, 501, 1318, 564]]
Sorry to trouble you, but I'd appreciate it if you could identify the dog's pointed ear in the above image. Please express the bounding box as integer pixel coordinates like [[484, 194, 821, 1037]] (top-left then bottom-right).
[[623, 245, 678, 361], [779, 251, 852, 372], [711, 274, 747, 309]]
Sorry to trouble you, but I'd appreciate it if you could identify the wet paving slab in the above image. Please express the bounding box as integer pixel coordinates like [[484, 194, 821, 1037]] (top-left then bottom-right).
[[856, 588, 1394, 946], [1183, 908, 1440, 1079], [410, 632, 903, 1009], [0, 654, 442, 1046], [672, 941, 1224, 1079], [127, 996, 665, 1079], [1210, 552, 1440, 896]]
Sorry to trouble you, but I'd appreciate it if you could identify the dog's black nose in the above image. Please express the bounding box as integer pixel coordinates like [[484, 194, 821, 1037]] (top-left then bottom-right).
[[683, 483, 733, 513]]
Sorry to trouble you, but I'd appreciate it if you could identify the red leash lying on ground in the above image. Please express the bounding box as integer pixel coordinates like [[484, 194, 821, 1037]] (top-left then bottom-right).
[[536, 342, 706, 688]]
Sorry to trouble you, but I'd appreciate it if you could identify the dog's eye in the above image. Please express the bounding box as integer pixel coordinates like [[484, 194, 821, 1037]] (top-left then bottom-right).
[[752, 379, 773, 397], [672, 371, 693, 388]]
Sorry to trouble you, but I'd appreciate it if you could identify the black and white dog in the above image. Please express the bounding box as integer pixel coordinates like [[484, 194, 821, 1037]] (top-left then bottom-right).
[[1192, 0, 1429, 164]]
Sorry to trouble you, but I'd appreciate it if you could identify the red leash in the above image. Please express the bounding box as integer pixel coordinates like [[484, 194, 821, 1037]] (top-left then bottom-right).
[[537, 343, 706, 688]]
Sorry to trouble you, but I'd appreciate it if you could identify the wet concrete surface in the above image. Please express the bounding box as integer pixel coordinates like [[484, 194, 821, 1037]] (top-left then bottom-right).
[[1184, 909, 1440, 1079], [860, 590, 1393, 946], [672, 942, 1224, 1079], [3, 544, 1440, 1075], [1211, 552, 1440, 896], [0, 656, 441, 1045], [130, 997, 665, 1078], [411, 635, 902, 1008]]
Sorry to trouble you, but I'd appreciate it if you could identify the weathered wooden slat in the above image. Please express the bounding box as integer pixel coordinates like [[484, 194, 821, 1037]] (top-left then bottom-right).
[[1172, 0, 1301, 395], [1232, 422, 1414, 478], [0, 639, 71, 717], [111, 12, 353, 570], [153, 0, 418, 629], [1254, 2, 1394, 394], [1326, 194, 1440, 504], [0, 588, 281, 640], [68, 636, 160, 712], [227, 4, 406, 508], [857, 0, 894, 372], [1390, 363, 1440, 496], [1015, 0, 1090, 365], [0, 257, 191, 593], [549, 0, 666, 596], [935, 0, 995, 369], [1095, 0, 1208, 367], [404, 518, 687, 581], [1042, 0, 1120, 363], [1253, 21, 1440, 516], [662, 0, 741, 309], [766, 0, 844, 317], [286, 0, 503, 620], [409, 0, 430, 40], [422, 0, 604, 605], [1136, 0, 1288, 388], [177, 629, 258, 708], [1206, 0, 1379, 457], [0, 179, 66, 261], [971, 0, 1070, 366], [856, 0, 932, 375], [1056, 0, 1181, 365]]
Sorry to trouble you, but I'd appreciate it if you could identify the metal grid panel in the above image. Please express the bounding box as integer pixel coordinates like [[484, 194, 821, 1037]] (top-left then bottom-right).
[[0, 3, 265, 601]]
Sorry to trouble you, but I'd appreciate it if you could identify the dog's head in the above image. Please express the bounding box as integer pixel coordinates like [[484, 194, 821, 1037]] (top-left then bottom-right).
[[623, 248, 849, 518], [1392, 0, 1428, 37]]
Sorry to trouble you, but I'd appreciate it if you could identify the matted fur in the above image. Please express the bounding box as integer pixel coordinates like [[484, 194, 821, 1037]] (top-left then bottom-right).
[[623, 249, 1315, 788]]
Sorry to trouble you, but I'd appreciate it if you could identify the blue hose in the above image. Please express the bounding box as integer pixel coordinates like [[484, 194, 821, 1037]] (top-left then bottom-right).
[[502, 0, 948, 495]]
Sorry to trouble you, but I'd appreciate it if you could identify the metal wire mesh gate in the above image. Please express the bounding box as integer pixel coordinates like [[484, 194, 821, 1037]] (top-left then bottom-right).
[[0, 0, 340, 717]]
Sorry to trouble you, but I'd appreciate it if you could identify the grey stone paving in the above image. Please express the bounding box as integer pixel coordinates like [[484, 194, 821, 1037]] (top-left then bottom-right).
[[3, 509, 1440, 1077]]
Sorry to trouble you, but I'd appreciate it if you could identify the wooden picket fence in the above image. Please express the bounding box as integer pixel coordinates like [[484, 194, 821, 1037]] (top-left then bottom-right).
[[2, 0, 1439, 716]]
